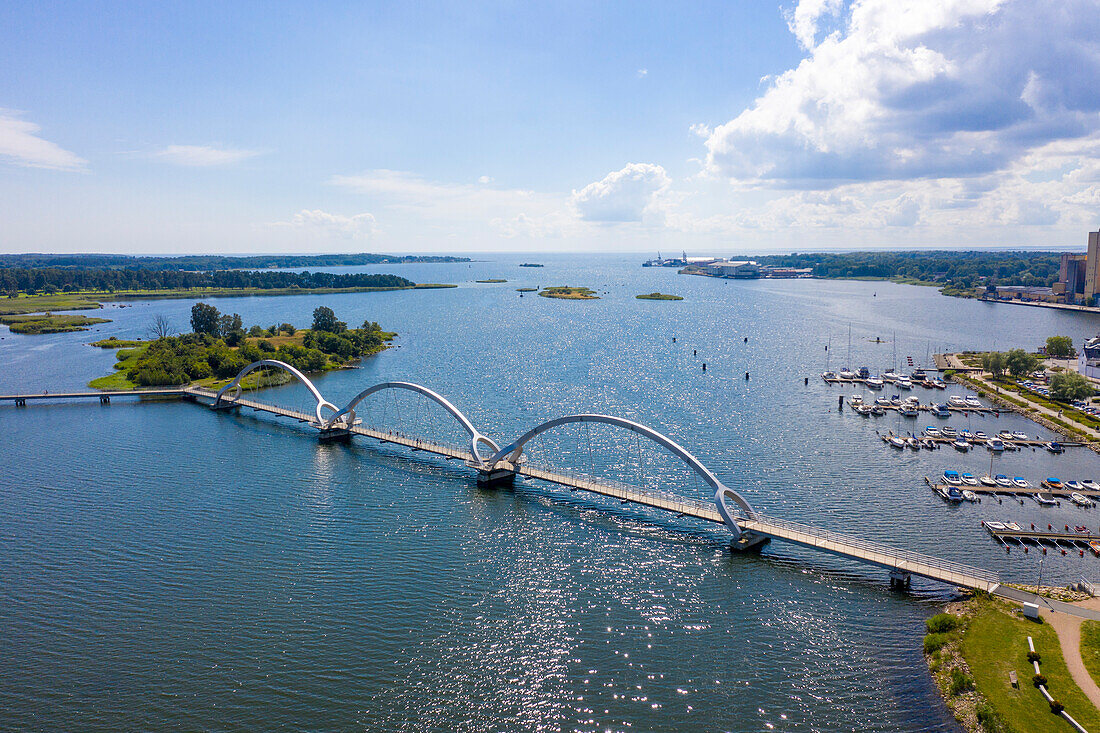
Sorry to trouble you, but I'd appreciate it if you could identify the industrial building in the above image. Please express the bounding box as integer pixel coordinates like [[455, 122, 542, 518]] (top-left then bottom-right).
[[1054, 231, 1100, 304]]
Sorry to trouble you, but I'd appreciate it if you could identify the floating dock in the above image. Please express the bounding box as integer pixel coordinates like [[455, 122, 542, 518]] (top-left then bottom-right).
[[890, 431, 1081, 449], [925, 478, 1098, 499]]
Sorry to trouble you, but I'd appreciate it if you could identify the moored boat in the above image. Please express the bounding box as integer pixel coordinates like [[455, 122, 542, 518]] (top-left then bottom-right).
[[1012, 477, 1029, 488], [979, 475, 997, 487], [962, 489, 978, 502], [1034, 492, 1058, 506], [942, 470, 962, 485], [994, 474, 1012, 487], [986, 438, 1005, 452], [953, 439, 969, 452], [961, 473, 978, 486], [1071, 492, 1093, 507]]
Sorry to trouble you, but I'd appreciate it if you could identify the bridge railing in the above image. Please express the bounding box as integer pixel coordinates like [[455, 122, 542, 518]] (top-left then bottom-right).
[[743, 511, 1000, 584]]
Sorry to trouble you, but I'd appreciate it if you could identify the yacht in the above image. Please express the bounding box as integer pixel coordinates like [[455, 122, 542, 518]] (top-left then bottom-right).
[[896, 377, 913, 390], [1066, 480, 1084, 491], [931, 403, 951, 418], [948, 396, 967, 407], [822, 371, 838, 380], [1083, 480, 1100, 491], [1012, 431, 1029, 441], [839, 369, 857, 380], [941, 426, 958, 437], [882, 371, 900, 382], [986, 438, 1004, 452], [965, 395, 982, 408], [962, 489, 979, 502], [994, 474, 1012, 487], [984, 521, 1006, 531], [953, 440, 970, 452], [961, 473, 979, 486], [979, 475, 997, 487], [924, 426, 941, 437], [1034, 492, 1058, 506], [1046, 442, 1065, 454], [942, 470, 963, 485], [1071, 492, 1094, 507], [1012, 477, 1030, 488], [865, 377, 885, 390]]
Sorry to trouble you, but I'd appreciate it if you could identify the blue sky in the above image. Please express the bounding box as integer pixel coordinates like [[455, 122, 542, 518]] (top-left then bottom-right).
[[2, 0, 1099, 254]]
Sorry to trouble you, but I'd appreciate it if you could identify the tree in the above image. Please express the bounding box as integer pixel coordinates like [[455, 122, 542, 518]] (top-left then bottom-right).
[[218, 313, 243, 339], [1046, 335, 1075, 358], [1005, 348, 1041, 379], [981, 351, 1006, 379], [279, 323, 296, 335], [312, 306, 346, 333], [147, 314, 173, 340], [1050, 372, 1094, 402], [190, 302, 221, 336], [248, 325, 265, 337]]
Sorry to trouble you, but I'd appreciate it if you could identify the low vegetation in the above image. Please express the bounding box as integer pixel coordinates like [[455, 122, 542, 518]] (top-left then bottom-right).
[[475, 278, 507, 283], [91, 336, 146, 348], [91, 304, 393, 389], [538, 286, 599, 300], [925, 595, 1100, 733], [515, 287, 538, 292], [0, 313, 110, 334], [635, 292, 683, 301]]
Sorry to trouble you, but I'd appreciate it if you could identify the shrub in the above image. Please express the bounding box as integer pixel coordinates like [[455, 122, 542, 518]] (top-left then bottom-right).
[[1027, 651, 1042, 663], [924, 633, 949, 655], [1050, 699, 1064, 714], [1033, 673, 1047, 688], [926, 613, 959, 634], [976, 703, 1007, 732], [944, 369, 957, 380], [257, 339, 276, 353], [949, 668, 974, 696]]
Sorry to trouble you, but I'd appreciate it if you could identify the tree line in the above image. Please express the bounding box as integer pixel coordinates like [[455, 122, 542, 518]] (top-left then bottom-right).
[[753, 251, 1063, 290], [0, 252, 468, 270], [1, 267, 416, 295]]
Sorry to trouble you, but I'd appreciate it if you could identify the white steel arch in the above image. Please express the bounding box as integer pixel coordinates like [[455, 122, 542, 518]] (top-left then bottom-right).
[[488, 413, 756, 538], [214, 359, 339, 425], [326, 381, 500, 466]]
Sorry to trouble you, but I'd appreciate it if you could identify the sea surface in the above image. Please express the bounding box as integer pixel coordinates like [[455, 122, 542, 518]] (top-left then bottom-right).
[[3, 253, 1100, 732]]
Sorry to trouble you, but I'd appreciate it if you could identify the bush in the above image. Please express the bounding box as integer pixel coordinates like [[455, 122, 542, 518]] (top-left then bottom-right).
[[1033, 673, 1047, 688], [949, 668, 974, 696], [944, 369, 957, 380], [976, 703, 1008, 732], [1050, 699, 1064, 714], [924, 633, 949, 655], [926, 613, 960, 634], [1027, 651, 1042, 663], [257, 339, 276, 353]]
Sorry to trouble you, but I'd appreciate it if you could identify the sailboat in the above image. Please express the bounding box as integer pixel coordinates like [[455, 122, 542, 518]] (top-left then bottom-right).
[[839, 325, 856, 379], [822, 336, 837, 380]]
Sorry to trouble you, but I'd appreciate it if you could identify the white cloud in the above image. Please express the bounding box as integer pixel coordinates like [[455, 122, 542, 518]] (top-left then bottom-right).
[[272, 209, 377, 239], [477, 175, 493, 184], [570, 163, 671, 223], [703, 0, 1100, 187], [0, 110, 86, 171], [152, 144, 260, 167], [637, 68, 648, 78]]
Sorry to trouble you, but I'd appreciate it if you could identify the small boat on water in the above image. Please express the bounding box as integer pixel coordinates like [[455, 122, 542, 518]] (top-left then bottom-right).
[[931, 403, 951, 418], [930, 379, 946, 389], [962, 489, 978, 502], [921, 438, 937, 450], [907, 437, 921, 450], [984, 521, 1006, 531], [858, 367, 871, 379], [986, 438, 1005, 452], [945, 486, 965, 502], [875, 397, 891, 406], [1012, 431, 1029, 441], [948, 396, 967, 407], [941, 426, 958, 437], [953, 439, 970, 452], [1067, 480, 1084, 491], [865, 377, 884, 390], [994, 474, 1012, 488], [913, 368, 927, 380], [854, 404, 872, 416], [839, 369, 857, 380], [883, 371, 900, 382], [823, 371, 838, 380], [961, 473, 979, 486], [997, 431, 1015, 440], [979, 475, 997, 487], [965, 395, 981, 407], [850, 394, 864, 405], [1071, 492, 1094, 507], [943, 470, 963, 485], [1005, 522, 1022, 531], [897, 377, 913, 390], [1034, 492, 1058, 506], [1083, 480, 1100, 491], [1090, 540, 1100, 557], [900, 404, 919, 417], [974, 431, 988, 440], [870, 405, 885, 416], [924, 426, 941, 437], [1046, 442, 1065, 454], [1013, 477, 1029, 488], [1043, 477, 1064, 489], [888, 436, 906, 449]]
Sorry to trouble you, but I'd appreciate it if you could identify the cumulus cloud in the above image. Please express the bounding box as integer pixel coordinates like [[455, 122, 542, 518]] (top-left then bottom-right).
[[703, 0, 1100, 187], [0, 110, 86, 171], [570, 163, 671, 223], [272, 209, 377, 239], [153, 144, 260, 166]]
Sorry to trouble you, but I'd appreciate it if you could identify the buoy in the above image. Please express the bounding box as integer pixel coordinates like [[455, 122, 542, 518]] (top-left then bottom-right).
[[1007, 546, 1011, 553], [702, 363, 707, 373], [1062, 549, 1067, 555], [1043, 547, 1048, 554], [804, 377, 809, 385], [1024, 546, 1029, 553], [745, 372, 750, 380], [1081, 550, 1085, 557], [1049, 524, 1053, 531], [744, 337, 748, 343]]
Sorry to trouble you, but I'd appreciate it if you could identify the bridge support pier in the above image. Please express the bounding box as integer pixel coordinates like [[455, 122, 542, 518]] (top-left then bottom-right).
[[730, 531, 770, 553], [15, 398, 26, 406], [318, 427, 351, 443], [99, 395, 110, 404], [477, 467, 516, 487], [890, 569, 911, 590], [210, 402, 240, 411]]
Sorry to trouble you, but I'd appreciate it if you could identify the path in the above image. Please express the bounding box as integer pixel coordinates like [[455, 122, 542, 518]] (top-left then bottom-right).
[[965, 372, 1100, 443], [1041, 609, 1100, 711]]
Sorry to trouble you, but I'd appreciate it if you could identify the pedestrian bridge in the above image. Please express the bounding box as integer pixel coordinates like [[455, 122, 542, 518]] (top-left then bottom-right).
[[5, 359, 1001, 594]]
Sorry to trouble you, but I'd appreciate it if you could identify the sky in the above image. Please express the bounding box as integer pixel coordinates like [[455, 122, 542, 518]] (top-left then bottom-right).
[[2, 0, 1100, 255]]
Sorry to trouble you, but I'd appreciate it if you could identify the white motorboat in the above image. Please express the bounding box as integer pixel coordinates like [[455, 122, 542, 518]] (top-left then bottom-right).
[[907, 437, 921, 450], [1005, 522, 1023, 531], [1071, 492, 1094, 507], [984, 521, 1006, 531], [974, 431, 988, 440], [839, 369, 857, 380], [962, 490, 978, 502], [941, 426, 958, 437], [1012, 477, 1030, 488], [953, 439, 969, 452], [986, 439, 1005, 452], [997, 431, 1015, 441], [924, 426, 941, 437], [888, 436, 906, 449], [1034, 492, 1058, 506], [961, 473, 979, 486], [865, 377, 885, 390], [979, 475, 997, 487], [921, 438, 937, 449], [943, 470, 963, 485], [1012, 431, 1029, 441], [900, 404, 919, 417], [870, 405, 885, 415], [993, 474, 1012, 487], [948, 396, 967, 407], [854, 404, 872, 416], [965, 395, 981, 407], [822, 371, 838, 380], [1083, 480, 1100, 491], [883, 371, 900, 382], [896, 377, 913, 390], [1066, 480, 1084, 491], [850, 394, 864, 404]]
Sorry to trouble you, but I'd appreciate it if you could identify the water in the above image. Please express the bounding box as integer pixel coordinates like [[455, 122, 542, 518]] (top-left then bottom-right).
[[3, 254, 1100, 731]]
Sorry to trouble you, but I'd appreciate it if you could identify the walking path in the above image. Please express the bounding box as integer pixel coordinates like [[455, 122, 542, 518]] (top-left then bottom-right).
[[1041, 609, 1100, 711], [963, 372, 1100, 444]]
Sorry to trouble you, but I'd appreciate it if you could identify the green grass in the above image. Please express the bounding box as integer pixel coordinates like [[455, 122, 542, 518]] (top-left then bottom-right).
[[0, 294, 104, 315], [1080, 621, 1100, 689], [475, 278, 507, 283], [635, 292, 683, 301], [0, 313, 111, 333], [90, 337, 147, 348], [538, 286, 599, 300], [87, 344, 149, 390], [960, 598, 1100, 731], [515, 287, 538, 292]]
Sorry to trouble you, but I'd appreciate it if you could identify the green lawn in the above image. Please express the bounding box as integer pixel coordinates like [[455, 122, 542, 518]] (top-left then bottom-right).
[[1080, 621, 1100, 689], [961, 599, 1100, 731], [87, 345, 148, 390]]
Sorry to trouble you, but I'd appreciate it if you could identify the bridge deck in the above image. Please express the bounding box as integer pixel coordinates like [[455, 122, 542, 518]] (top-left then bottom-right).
[[0, 389, 189, 401]]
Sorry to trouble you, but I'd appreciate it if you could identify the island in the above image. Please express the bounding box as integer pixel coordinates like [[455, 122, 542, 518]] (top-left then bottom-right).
[[515, 287, 538, 292], [89, 304, 393, 391], [537, 286, 599, 300], [635, 292, 683, 301], [475, 278, 508, 283], [1, 313, 111, 333]]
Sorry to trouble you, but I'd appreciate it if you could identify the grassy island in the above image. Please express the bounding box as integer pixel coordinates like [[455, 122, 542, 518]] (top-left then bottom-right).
[[476, 278, 508, 283], [90, 303, 393, 391], [1, 313, 111, 334], [924, 595, 1100, 732], [515, 287, 538, 292], [636, 292, 683, 301], [538, 286, 598, 300]]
